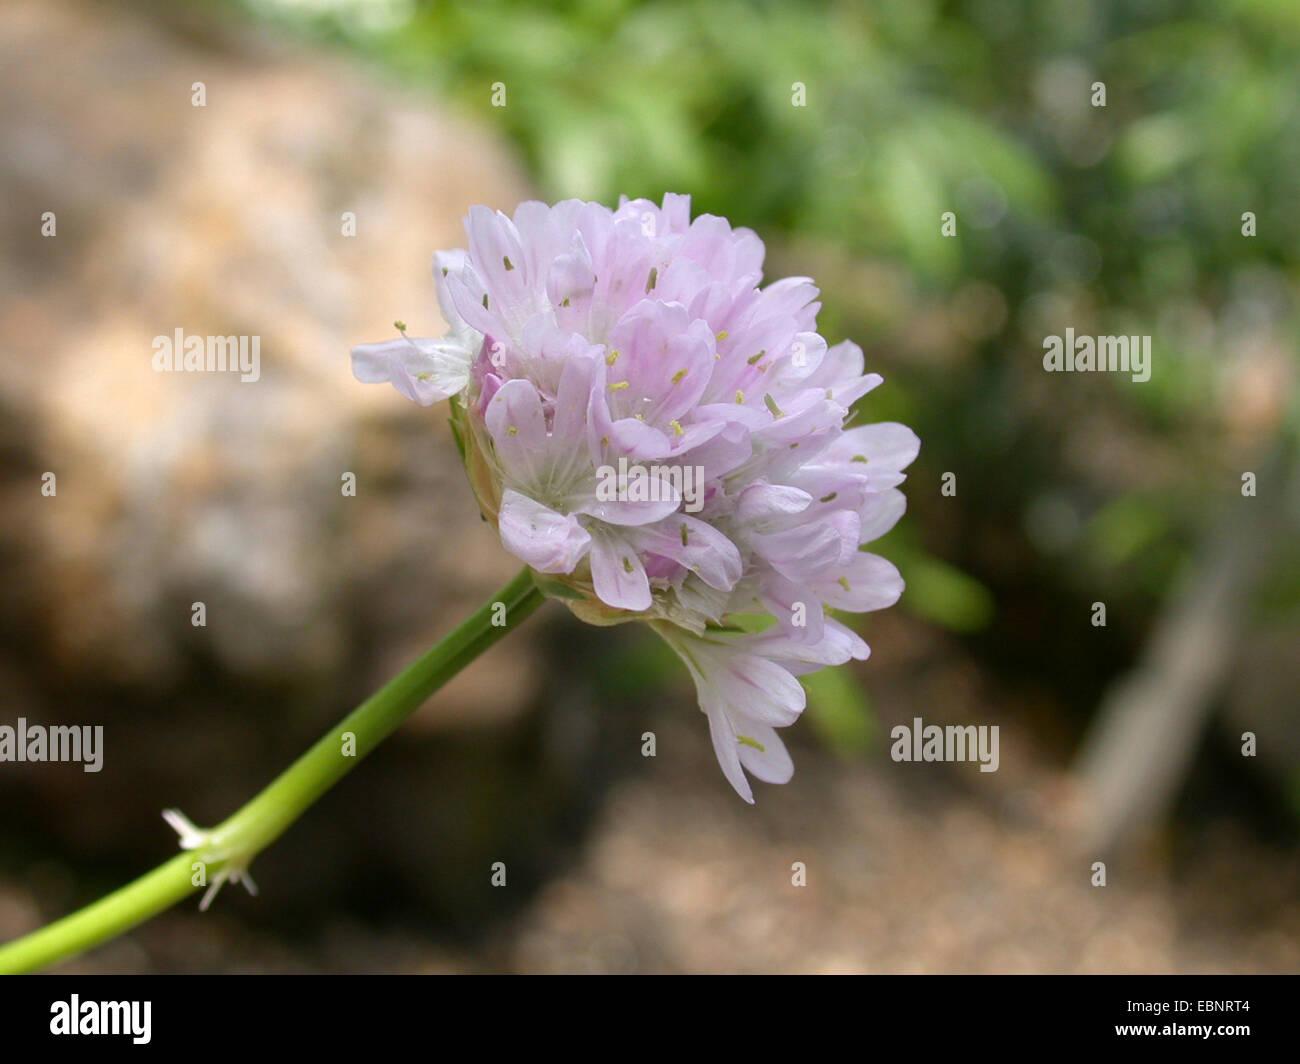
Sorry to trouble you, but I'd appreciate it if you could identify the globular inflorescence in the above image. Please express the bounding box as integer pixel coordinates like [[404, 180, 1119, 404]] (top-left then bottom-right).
[[352, 194, 918, 802]]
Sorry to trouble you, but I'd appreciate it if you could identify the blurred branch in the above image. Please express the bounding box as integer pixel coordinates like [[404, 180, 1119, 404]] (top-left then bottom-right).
[[1073, 444, 1290, 855]]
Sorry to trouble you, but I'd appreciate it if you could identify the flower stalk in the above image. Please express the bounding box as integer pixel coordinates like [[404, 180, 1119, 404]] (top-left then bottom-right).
[[0, 568, 545, 974]]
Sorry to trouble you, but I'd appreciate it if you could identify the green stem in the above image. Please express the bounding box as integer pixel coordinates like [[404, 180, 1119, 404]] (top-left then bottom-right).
[[0, 568, 545, 974]]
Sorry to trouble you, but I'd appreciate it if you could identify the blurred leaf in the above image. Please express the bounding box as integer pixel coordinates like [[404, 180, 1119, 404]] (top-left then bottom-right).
[[594, 628, 679, 699], [900, 551, 995, 633], [1085, 496, 1172, 569], [803, 667, 875, 756]]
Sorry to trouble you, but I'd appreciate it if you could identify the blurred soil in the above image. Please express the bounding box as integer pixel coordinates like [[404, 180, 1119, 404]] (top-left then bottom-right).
[[3, 612, 1295, 974]]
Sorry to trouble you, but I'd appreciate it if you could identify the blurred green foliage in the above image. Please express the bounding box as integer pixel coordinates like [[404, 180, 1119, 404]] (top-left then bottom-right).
[[802, 666, 876, 755], [235, 0, 1300, 753]]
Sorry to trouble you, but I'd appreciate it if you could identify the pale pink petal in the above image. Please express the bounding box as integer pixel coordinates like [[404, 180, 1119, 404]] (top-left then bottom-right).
[[589, 528, 652, 611], [498, 490, 591, 574]]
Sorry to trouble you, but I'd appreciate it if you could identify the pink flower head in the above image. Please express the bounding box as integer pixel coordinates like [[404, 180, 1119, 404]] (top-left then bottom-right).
[[352, 194, 919, 802]]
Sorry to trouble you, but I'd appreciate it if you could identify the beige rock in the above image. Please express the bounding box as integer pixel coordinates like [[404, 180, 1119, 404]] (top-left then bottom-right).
[[0, 0, 540, 723]]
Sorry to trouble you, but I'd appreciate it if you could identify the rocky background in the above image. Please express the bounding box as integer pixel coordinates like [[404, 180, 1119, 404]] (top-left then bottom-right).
[[0, 0, 1296, 972]]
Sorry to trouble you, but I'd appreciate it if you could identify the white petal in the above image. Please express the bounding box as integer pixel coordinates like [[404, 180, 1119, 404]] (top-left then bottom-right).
[[498, 490, 591, 574], [734, 721, 794, 785], [706, 706, 754, 804]]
